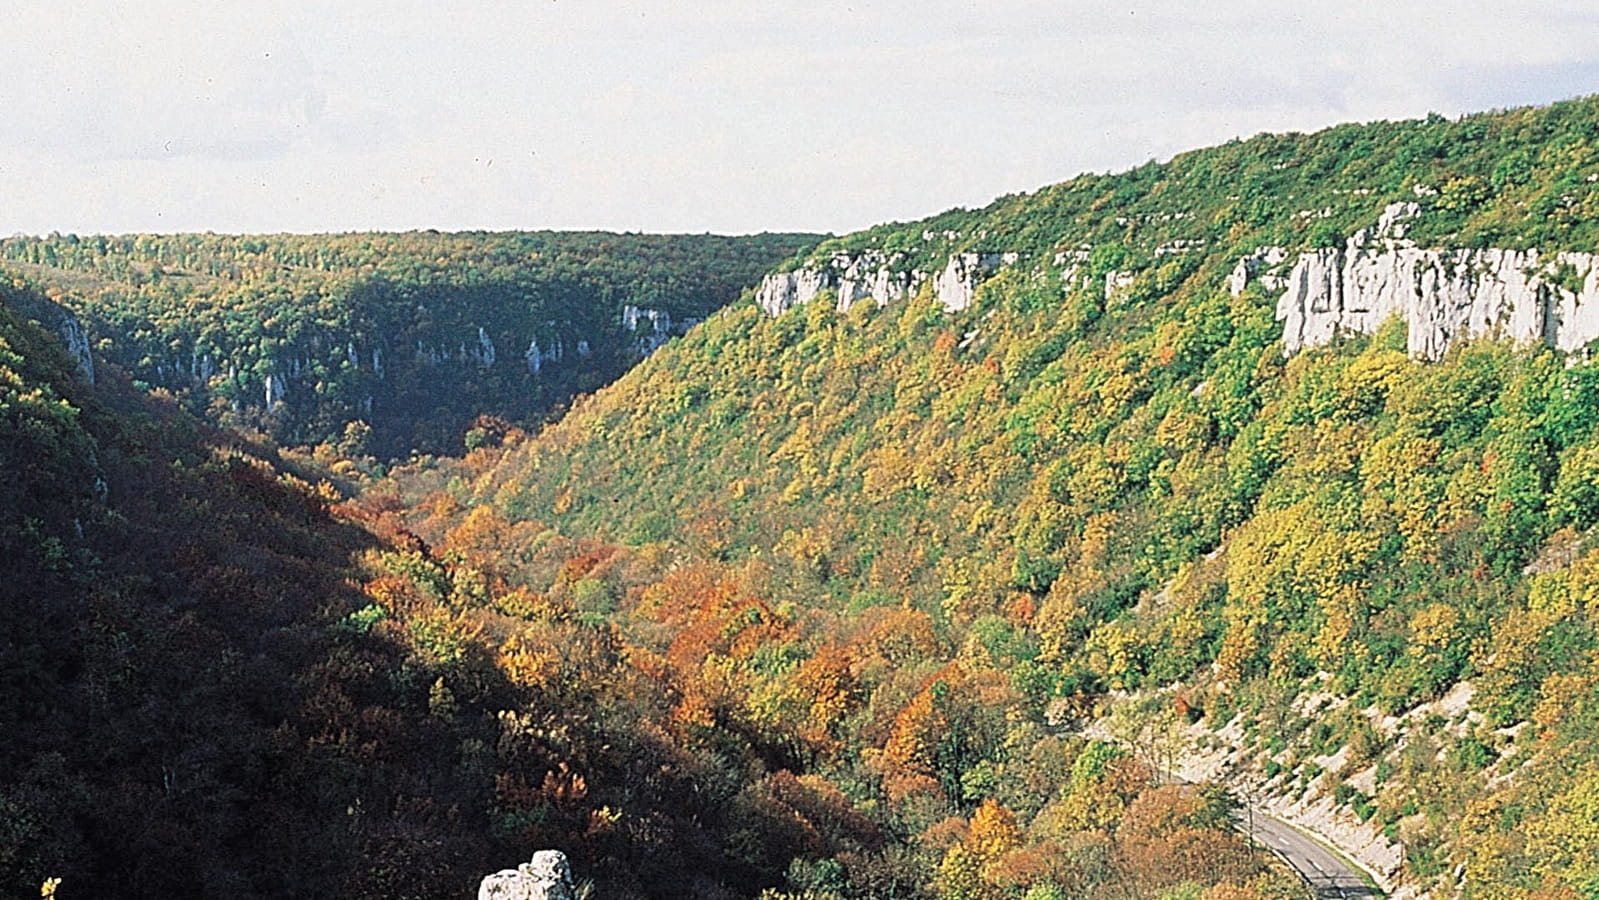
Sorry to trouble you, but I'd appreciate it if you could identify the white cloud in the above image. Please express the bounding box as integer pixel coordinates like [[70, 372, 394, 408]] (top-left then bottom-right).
[[2, 1, 1598, 235]]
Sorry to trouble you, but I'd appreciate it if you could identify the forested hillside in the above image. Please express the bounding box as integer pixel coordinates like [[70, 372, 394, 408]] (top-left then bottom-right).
[[1, 231, 818, 457], [11, 97, 1599, 900], [1, 280, 929, 899], [403, 97, 1599, 897], [4, 277, 1290, 900]]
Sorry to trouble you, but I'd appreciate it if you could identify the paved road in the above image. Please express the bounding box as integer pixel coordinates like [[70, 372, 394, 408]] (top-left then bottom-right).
[[1235, 807, 1380, 899]]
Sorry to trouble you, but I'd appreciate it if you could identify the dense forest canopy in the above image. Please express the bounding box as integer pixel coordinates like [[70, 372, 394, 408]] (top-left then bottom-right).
[[8, 98, 1599, 900], [820, 95, 1599, 272], [447, 96, 1599, 898], [1, 230, 820, 458]]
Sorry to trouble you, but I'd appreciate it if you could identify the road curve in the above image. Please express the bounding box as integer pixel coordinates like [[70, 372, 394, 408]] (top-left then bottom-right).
[[1235, 805, 1380, 899]]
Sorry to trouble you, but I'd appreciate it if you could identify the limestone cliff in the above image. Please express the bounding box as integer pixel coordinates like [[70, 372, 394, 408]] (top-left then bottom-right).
[[1239, 202, 1599, 360], [479, 850, 577, 900], [756, 250, 1019, 316], [57, 313, 95, 384], [622, 304, 697, 355], [9, 290, 96, 383]]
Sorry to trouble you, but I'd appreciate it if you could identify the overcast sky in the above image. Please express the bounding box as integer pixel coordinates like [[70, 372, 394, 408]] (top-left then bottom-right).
[[4, 1, 1599, 237]]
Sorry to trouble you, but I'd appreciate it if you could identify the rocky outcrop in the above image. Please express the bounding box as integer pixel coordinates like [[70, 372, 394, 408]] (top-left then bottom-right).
[[264, 372, 288, 410], [755, 250, 1021, 316], [755, 265, 833, 316], [1103, 270, 1135, 299], [934, 253, 1019, 312], [838, 253, 918, 313], [1226, 246, 1288, 297], [57, 314, 95, 384], [479, 850, 577, 900], [622, 305, 668, 333], [1234, 203, 1599, 360], [478, 327, 497, 367], [623, 304, 690, 355], [10, 291, 96, 383]]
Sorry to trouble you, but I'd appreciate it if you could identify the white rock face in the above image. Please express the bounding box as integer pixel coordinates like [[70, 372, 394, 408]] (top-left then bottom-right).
[[1103, 270, 1135, 300], [940, 252, 1018, 312], [934, 254, 984, 312], [1257, 202, 1599, 360], [1227, 246, 1288, 297], [12, 295, 96, 384], [264, 372, 288, 410], [1155, 238, 1205, 256], [477, 327, 497, 367], [1276, 244, 1599, 361], [479, 850, 576, 900], [756, 250, 1020, 317], [622, 304, 671, 334], [754, 265, 833, 316], [837, 252, 917, 313], [57, 314, 95, 384], [623, 304, 680, 354]]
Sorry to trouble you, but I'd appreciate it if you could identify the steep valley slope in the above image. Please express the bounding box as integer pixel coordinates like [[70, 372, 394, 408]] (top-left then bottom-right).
[[438, 96, 1599, 898], [10, 98, 1599, 900]]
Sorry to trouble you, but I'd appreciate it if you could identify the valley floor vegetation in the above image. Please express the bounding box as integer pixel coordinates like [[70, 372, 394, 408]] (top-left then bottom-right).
[[10, 97, 1599, 899]]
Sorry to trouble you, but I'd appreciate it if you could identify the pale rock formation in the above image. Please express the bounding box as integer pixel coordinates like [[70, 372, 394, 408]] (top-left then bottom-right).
[[1227, 247, 1288, 297], [1053, 249, 1090, 268], [1054, 249, 1090, 291], [478, 327, 497, 367], [264, 372, 288, 410], [933, 254, 984, 313], [473, 329, 492, 367], [14, 292, 97, 384], [937, 252, 1019, 312], [57, 314, 95, 384], [1246, 201, 1599, 360], [754, 264, 833, 316], [623, 305, 675, 354], [1277, 243, 1599, 360], [479, 850, 577, 900], [755, 250, 1020, 317], [1376, 200, 1421, 237], [1103, 270, 1135, 300], [836, 252, 916, 312], [622, 305, 671, 334], [1155, 238, 1205, 256]]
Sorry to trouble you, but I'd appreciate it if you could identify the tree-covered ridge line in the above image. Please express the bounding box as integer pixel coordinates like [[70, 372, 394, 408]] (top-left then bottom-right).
[[788, 95, 1599, 279], [430, 97, 1599, 898], [1, 280, 1296, 900], [0, 230, 820, 314], [1, 230, 822, 458], [10, 95, 1599, 900]]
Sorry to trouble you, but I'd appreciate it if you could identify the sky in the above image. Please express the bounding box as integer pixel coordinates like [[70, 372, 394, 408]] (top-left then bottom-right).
[[4, 1, 1599, 237]]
